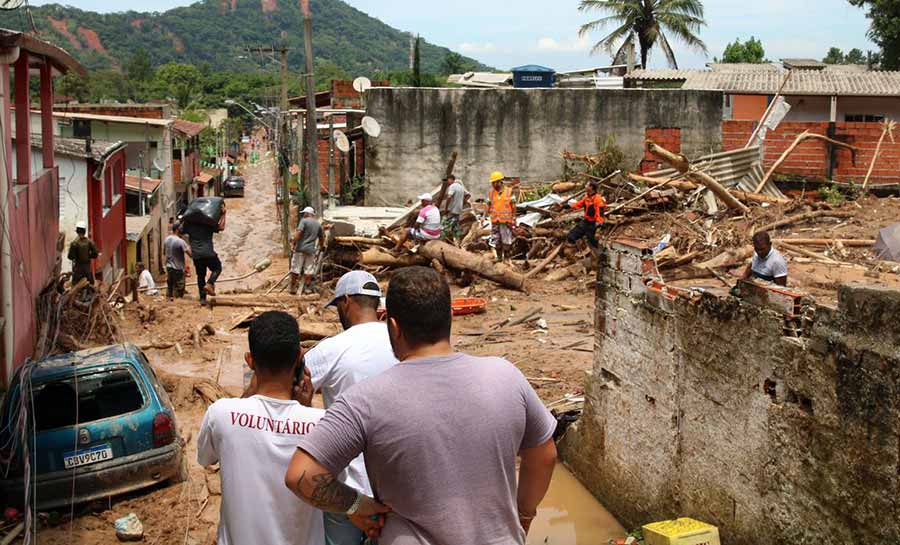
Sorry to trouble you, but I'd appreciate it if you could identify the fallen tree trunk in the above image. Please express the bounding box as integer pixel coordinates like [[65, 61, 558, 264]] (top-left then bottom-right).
[[525, 243, 563, 279], [299, 321, 340, 340], [629, 174, 793, 205], [697, 247, 754, 269], [752, 210, 855, 235], [658, 251, 702, 270], [774, 238, 875, 247], [646, 142, 750, 213], [358, 247, 429, 268], [419, 240, 526, 291], [333, 236, 390, 247]]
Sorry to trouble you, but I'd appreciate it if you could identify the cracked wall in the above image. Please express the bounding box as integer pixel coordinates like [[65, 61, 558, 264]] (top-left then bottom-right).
[[560, 240, 900, 544]]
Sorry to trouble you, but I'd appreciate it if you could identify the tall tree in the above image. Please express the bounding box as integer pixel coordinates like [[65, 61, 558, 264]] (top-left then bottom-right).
[[848, 0, 900, 70], [125, 48, 153, 82], [845, 48, 866, 64], [578, 0, 708, 69], [823, 47, 845, 64], [413, 37, 422, 87], [721, 37, 765, 63], [153, 63, 202, 108], [440, 52, 468, 75]]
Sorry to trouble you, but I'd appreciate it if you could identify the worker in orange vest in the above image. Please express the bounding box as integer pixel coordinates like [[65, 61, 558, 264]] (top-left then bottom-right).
[[487, 171, 517, 263], [564, 180, 607, 251]]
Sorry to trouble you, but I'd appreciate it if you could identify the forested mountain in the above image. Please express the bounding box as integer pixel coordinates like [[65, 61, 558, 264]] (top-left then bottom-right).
[[0, 0, 485, 75]]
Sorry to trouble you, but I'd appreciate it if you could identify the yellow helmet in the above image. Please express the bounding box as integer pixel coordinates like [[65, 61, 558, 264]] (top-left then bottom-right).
[[489, 171, 505, 183]]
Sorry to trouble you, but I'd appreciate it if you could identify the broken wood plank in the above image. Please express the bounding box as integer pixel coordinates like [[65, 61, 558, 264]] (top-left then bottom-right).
[[647, 141, 750, 213], [774, 238, 874, 247], [525, 243, 564, 279], [333, 236, 389, 247], [628, 174, 792, 205], [752, 210, 855, 235], [418, 240, 526, 291], [778, 242, 841, 264]]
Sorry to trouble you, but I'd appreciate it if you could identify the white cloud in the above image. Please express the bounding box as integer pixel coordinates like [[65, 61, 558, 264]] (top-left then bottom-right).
[[536, 36, 591, 52], [459, 42, 497, 54]]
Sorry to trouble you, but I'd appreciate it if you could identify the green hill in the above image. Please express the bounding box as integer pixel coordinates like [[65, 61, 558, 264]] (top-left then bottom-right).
[[0, 0, 486, 75]]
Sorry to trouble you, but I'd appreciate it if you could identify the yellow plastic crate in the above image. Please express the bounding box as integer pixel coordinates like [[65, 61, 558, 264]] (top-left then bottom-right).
[[642, 518, 720, 545]]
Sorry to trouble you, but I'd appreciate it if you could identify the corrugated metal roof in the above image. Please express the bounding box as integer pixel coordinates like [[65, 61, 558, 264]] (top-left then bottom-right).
[[125, 175, 161, 194], [24, 134, 124, 161], [782, 58, 827, 70], [627, 68, 900, 96], [706, 62, 781, 72], [645, 146, 787, 200], [172, 119, 206, 137]]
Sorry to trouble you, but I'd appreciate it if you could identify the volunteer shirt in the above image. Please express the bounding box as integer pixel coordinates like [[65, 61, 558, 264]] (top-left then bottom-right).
[[445, 181, 469, 215], [198, 396, 326, 545], [297, 353, 557, 545], [295, 217, 323, 255], [304, 321, 397, 496], [164, 235, 189, 270], [415, 205, 442, 238], [751, 248, 788, 281], [182, 222, 218, 259], [138, 270, 156, 291]]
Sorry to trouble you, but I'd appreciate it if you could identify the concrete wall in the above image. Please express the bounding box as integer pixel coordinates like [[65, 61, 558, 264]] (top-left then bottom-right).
[[560, 240, 900, 544], [364, 88, 723, 205]]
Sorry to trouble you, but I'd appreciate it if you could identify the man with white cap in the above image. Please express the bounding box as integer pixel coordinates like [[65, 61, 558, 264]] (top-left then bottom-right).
[[303, 270, 397, 544], [291, 206, 325, 295], [393, 193, 442, 251], [68, 220, 99, 286]]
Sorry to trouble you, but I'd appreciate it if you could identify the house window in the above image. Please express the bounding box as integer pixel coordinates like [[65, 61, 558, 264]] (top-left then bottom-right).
[[845, 114, 885, 122], [73, 120, 91, 139]]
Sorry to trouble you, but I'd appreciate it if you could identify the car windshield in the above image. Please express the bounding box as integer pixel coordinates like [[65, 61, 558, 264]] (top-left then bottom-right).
[[32, 367, 145, 432]]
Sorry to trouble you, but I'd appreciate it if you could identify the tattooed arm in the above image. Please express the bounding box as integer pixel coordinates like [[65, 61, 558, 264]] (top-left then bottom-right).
[[285, 448, 391, 536]]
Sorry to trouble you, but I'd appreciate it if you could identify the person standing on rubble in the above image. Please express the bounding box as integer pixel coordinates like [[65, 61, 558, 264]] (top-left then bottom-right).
[[164, 223, 191, 300], [393, 193, 442, 250], [742, 231, 788, 286], [563, 181, 607, 252], [488, 171, 517, 262], [291, 207, 325, 295], [441, 174, 470, 243], [198, 311, 325, 545], [302, 270, 398, 545], [182, 202, 227, 303], [68, 221, 99, 286], [285, 266, 558, 544]]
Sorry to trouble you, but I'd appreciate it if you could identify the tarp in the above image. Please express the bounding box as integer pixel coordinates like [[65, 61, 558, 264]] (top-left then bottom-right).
[[874, 222, 900, 261]]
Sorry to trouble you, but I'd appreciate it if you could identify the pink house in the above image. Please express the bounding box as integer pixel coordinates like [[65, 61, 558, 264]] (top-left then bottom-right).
[[0, 30, 85, 383]]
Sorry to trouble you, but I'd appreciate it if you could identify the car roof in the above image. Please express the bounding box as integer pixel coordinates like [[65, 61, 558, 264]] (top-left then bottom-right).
[[26, 344, 143, 381]]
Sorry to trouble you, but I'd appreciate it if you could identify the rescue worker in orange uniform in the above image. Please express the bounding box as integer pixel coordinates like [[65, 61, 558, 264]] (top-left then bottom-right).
[[564, 181, 607, 250], [487, 171, 517, 262]]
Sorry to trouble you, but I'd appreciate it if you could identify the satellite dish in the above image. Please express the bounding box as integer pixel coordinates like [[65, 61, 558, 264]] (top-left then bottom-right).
[[361, 116, 381, 138], [353, 77, 372, 93], [333, 130, 351, 153]]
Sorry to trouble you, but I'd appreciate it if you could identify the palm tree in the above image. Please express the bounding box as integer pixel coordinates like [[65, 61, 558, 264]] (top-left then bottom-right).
[[578, 0, 708, 69]]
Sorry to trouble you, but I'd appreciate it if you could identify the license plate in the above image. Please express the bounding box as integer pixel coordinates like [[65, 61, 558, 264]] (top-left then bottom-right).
[[63, 445, 113, 469]]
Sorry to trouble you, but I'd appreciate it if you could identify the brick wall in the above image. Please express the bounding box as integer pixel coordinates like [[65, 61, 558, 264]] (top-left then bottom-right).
[[723, 120, 900, 184], [641, 127, 682, 173]]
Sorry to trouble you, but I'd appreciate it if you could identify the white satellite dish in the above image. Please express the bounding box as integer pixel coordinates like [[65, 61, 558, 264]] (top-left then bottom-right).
[[352, 77, 372, 93], [361, 116, 381, 138], [333, 130, 351, 153]]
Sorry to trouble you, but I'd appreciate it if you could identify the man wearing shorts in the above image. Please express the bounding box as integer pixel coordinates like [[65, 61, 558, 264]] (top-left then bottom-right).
[[393, 193, 441, 251], [441, 175, 470, 243], [291, 207, 325, 295], [488, 171, 517, 262]]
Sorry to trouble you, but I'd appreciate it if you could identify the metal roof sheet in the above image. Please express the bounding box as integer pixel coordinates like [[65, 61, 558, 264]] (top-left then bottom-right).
[[172, 118, 207, 137], [125, 175, 161, 194], [627, 68, 900, 96]]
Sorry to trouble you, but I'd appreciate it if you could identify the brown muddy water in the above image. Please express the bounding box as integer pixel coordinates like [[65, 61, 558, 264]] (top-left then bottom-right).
[[527, 464, 625, 545]]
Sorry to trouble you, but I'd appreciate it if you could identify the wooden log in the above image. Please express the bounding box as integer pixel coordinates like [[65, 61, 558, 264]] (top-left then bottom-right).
[[525, 243, 564, 279], [658, 251, 701, 270], [359, 247, 429, 268], [551, 181, 578, 194], [752, 210, 855, 235], [433, 151, 459, 209], [546, 262, 582, 282], [418, 240, 526, 291], [647, 141, 749, 212], [773, 238, 874, 247], [756, 131, 858, 192], [778, 242, 841, 264], [628, 174, 791, 205], [298, 321, 340, 341], [862, 119, 896, 191], [333, 236, 389, 247], [697, 247, 754, 269]]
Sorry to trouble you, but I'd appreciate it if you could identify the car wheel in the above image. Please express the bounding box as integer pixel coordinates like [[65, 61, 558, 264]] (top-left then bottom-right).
[[170, 452, 190, 484]]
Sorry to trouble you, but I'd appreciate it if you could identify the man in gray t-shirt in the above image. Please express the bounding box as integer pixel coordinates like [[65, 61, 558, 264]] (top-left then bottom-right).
[[290, 207, 325, 295], [441, 175, 470, 242], [163, 223, 191, 300], [287, 267, 557, 544]]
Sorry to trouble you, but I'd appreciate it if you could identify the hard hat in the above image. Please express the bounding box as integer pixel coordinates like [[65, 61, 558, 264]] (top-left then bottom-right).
[[75, 221, 87, 231], [489, 171, 505, 183], [418, 193, 433, 202]]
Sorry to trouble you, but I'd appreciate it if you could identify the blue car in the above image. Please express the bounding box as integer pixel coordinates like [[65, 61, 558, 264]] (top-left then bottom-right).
[[0, 344, 186, 510]]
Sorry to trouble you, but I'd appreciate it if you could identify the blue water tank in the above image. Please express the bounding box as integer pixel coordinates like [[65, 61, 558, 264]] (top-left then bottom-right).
[[511, 65, 556, 88]]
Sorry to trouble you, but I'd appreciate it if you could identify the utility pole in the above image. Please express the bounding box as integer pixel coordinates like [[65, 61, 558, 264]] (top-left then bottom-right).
[[301, 0, 321, 214], [246, 45, 292, 256]]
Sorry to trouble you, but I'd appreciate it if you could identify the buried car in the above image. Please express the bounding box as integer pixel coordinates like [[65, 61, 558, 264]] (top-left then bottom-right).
[[0, 344, 186, 510], [222, 176, 245, 198]]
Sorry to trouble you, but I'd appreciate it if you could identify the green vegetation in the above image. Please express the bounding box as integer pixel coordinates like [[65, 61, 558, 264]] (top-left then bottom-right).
[[848, 0, 900, 70], [577, 0, 708, 69], [0, 0, 487, 75], [822, 46, 867, 65], [720, 37, 766, 63]]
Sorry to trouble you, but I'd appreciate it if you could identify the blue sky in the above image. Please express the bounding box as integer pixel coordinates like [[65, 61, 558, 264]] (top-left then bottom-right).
[[33, 0, 876, 71]]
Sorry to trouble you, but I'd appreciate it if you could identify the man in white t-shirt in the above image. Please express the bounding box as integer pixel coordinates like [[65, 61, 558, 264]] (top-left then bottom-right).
[[304, 270, 398, 545], [742, 231, 788, 286], [137, 262, 159, 296], [198, 311, 325, 545]]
